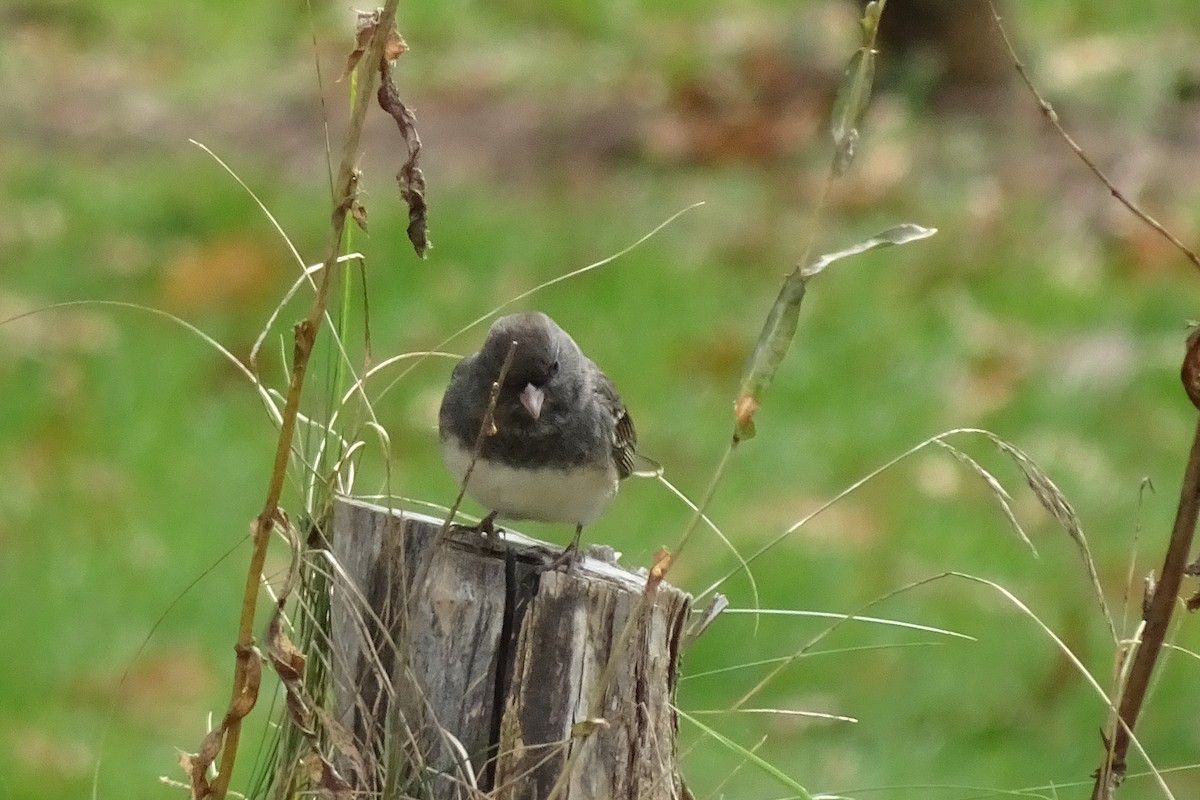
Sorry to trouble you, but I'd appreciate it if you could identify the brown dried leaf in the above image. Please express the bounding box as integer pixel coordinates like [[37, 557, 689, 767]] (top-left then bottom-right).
[[314, 707, 370, 780], [266, 607, 314, 732], [341, 10, 379, 81], [343, 11, 407, 81], [267, 609, 306, 681], [377, 63, 429, 257], [650, 547, 671, 581], [384, 30, 408, 61], [228, 645, 262, 720], [303, 750, 352, 799], [350, 199, 368, 232], [178, 726, 223, 799]]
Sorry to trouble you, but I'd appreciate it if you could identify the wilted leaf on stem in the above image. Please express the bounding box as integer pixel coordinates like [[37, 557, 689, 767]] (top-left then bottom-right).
[[342, 10, 408, 81], [377, 64, 429, 257], [734, 224, 935, 442], [178, 727, 223, 799], [733, 274, 807, 443]]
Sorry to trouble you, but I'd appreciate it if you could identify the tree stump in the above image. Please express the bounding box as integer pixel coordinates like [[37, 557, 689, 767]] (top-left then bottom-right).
[[329, 497, 691, 800]]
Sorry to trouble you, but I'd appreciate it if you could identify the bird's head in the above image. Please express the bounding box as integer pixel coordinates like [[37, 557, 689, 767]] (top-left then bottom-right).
[[479, 312, 566, 420]]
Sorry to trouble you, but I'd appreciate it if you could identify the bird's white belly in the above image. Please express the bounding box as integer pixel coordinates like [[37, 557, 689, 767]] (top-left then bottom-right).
[[441, 438, 618, 526]]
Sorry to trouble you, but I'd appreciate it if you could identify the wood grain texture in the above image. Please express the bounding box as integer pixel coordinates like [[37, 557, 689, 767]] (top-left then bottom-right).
[[330, 497, 690, 800]]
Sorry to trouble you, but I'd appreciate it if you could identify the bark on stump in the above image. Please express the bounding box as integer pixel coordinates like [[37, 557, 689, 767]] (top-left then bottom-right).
[[330, 497, 691, 800]]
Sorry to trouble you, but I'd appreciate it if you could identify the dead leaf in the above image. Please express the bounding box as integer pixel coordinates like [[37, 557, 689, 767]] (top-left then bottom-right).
[[341, 10, 408, 82], [180, 726, 223, 799], [376, 64, 429, 256]]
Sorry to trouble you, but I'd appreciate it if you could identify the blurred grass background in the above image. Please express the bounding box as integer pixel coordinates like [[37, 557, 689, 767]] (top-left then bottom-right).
[[3, 0, 1200, 798]]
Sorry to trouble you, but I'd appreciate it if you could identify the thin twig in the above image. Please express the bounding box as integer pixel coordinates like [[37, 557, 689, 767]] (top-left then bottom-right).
[[1091, 333, 1200, 798], [985, 0, 1200, 272], [204, 5, 402, 799]]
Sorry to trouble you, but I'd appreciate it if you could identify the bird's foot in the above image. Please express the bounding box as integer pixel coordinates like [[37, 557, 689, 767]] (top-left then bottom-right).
[[453, 511, 500, 540], [458, 510, 496, 536], [544, 541, 580, 572], [475, 511, 499, 537], [542, 524, 585, 573]]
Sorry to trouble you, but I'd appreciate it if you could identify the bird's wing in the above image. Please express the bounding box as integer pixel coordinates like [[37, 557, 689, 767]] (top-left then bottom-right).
[[593, 370, 660, 480]]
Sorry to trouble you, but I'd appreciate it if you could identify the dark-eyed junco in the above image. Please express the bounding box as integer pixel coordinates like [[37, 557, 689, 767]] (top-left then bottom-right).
[[439, 312, 654, 564]]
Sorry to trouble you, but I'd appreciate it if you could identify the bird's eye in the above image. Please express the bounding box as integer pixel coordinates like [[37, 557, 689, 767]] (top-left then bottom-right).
[[550, 360, 560, 374]]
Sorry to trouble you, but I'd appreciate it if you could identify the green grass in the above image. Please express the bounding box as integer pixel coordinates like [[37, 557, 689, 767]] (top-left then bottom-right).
[[4, 1, 1200, 798]]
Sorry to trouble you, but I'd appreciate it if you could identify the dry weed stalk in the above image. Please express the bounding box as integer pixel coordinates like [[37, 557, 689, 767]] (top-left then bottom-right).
[[181, 5, 407, 798], [981, 2, 1200, 796]]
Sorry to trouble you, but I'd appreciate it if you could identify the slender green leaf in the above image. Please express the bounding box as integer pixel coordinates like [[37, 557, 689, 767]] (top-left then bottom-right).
[[830, 47, 873, 175], [829, 2, 884, 175]]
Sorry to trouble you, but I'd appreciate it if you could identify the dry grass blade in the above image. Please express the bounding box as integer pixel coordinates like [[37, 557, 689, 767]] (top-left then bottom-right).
[[654, 473, 760, 624], [434, 340, 519, 541], [946, 572, 1175, 800], [698, 427, 1042, 602], [681, 641, 942, 681], [933, 437, 1036, 555], [979, 431, 1116, 643], [690, 708, 858, 724]]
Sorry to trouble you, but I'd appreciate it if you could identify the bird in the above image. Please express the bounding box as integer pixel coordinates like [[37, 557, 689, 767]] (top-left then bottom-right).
[[438, 311, 654, 566]]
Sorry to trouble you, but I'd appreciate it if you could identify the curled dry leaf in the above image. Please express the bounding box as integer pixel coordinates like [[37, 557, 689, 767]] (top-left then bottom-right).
[[350, 199, 368, 232], [229, 644, 262, 721], [377, 63, 429, 257], [650, 546, 671, 582], [314, 707, 370, 782], [342, 9, 408, 82], [178, 727, 223, 799], [267, 616, 306, 681], [267, 606, 314, 733]]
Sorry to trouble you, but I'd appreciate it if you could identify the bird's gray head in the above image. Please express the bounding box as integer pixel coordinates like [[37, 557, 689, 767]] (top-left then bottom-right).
[[478, 312, 576, 420]]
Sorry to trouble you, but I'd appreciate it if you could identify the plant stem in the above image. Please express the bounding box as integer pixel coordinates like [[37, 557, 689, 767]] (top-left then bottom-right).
[[207, 5, 400, 797]]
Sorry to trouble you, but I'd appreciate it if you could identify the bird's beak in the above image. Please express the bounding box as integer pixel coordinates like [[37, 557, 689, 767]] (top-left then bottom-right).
[[519, 383, 544, 420]]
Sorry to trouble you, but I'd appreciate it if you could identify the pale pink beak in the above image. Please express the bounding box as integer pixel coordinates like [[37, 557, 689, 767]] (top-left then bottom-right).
[[519, 383, 544, 420]]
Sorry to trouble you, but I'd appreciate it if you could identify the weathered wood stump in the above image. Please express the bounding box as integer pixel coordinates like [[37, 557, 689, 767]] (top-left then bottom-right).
[[330, 497, 691, 800]]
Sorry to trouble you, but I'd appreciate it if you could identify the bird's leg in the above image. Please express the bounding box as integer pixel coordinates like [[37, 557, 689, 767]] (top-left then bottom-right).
[[546, 524, 584, 572], [456, 510, 497, 538], [475, 511, 498, 537]]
